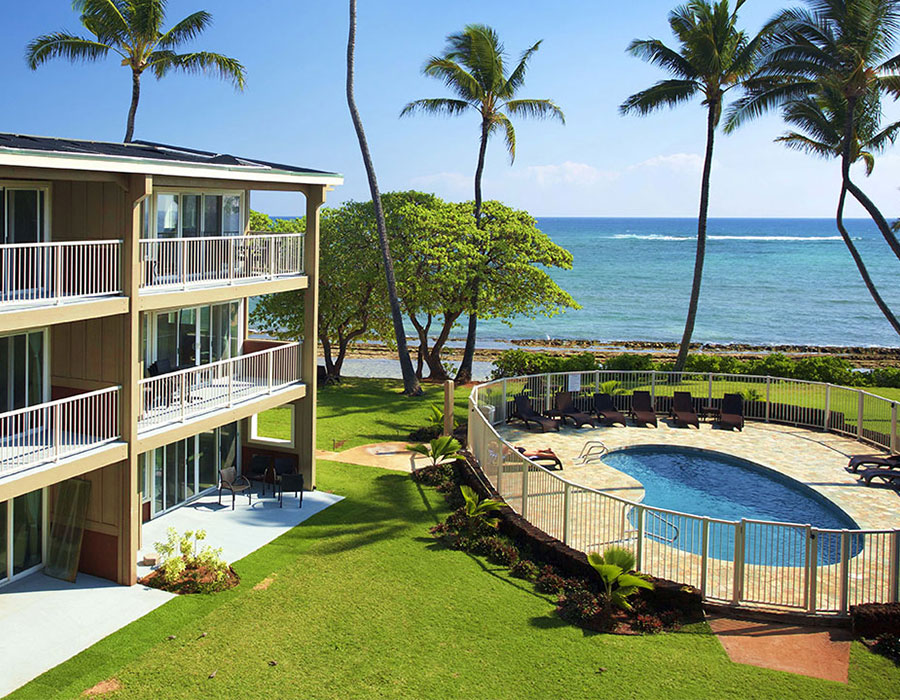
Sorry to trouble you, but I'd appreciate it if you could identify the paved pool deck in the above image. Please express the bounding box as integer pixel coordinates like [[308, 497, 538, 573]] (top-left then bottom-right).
[[499, 418, 900, 532]]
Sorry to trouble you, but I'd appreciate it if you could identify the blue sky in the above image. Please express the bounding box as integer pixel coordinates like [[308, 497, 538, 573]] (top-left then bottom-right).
[[3, 0, 900, 217]]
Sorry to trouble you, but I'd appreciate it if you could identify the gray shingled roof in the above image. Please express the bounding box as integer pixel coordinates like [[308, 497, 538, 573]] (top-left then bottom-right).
[[0, 133, 340, 178]]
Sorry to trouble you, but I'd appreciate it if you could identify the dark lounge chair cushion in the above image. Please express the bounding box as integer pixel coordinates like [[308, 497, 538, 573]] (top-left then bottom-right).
[[512, 394, 560, 433], [671, 391, 700, 428], [593, 393, 627, 426], [630, 391, 658, 427], [554, 391, 597, 428]]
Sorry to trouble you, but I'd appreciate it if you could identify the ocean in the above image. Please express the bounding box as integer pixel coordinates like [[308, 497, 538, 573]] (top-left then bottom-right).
[[473, 217, 900, 348]]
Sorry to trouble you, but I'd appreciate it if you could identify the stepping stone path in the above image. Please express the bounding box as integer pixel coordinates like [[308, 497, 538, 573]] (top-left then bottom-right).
[[708, 615, 851, 683]]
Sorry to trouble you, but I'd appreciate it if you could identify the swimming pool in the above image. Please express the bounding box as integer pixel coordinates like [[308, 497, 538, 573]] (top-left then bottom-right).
[[601, 445, 860, 566]]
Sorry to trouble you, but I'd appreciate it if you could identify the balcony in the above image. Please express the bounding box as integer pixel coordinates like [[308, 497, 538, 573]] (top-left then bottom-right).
[[138, 234, 305, 293], [0, 387, 122, 481], [137, 342, 302, 434], [0, 241, 125, 328]]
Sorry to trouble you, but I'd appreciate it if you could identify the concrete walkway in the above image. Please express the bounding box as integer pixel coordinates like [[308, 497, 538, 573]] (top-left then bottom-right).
[[708, 615, 851, 682], [0, 573, 172, 697]]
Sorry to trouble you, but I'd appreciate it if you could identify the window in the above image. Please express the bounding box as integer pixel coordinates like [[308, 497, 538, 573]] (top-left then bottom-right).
[[249, 405, 294, 447], [151, 191, 243, 239], [0, 330, 47, 412], [143, 301, 242, 372], [0, 186, 48, 245]]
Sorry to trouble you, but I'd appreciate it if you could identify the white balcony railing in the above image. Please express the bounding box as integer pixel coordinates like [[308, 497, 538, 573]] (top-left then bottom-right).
[[139, 234, 305, 292], [0, 387, 121, 478], [138, 342, 302, 432], [0, 240, 122, 308]]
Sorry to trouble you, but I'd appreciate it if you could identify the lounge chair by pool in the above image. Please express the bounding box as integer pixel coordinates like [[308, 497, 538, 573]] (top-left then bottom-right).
[[717, 393, 744, 431], [511, 394, 560, 433], [846, 453, 900, 473], [857, 467, 900, 487], [671, 391, 700, 429], [515, 446, 563, 470], [593, 393, 628, 426], [630, 391, 658, 427], [554, 391, 597, 428]]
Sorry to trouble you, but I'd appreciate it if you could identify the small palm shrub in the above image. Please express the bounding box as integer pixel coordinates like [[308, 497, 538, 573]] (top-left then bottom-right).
[[588, 546, 654, 617], [510, 559, 539, 581], [408, 436, 462, 468]]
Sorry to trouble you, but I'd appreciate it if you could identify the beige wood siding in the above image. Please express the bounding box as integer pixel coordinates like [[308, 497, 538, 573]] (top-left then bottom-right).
[[51, 181, 125, 242]]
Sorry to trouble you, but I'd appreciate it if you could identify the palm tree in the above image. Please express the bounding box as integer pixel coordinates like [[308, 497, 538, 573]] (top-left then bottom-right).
[[401, 25, 564, 384], [621, 0, 762, 372], [346, 0, 421, 396], [775, 87, 900, 333], [26, 0, 245, 142], [725, 0, 900, 261]]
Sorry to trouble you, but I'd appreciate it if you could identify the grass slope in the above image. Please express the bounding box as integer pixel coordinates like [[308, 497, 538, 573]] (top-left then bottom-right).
[[12, 461, 900, 700]]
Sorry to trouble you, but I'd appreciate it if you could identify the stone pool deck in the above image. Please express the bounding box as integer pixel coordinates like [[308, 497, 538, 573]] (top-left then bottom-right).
[[498, 418, 900, 532]]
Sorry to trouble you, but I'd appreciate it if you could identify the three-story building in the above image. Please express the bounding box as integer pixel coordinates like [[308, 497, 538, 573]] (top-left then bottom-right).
[[0, 133, 341, 586]]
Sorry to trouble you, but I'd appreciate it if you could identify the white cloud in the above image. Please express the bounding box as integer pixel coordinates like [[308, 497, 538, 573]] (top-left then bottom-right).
[[629, 152, 708, 173], [407, 171, 471, 192], [520, 161, 617, 186]]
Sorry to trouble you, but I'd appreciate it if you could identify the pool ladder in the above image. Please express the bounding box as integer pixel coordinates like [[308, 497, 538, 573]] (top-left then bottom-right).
[[575, 440, 608, 464]]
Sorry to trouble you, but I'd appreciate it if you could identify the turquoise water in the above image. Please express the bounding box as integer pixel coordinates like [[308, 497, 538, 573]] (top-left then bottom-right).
[[476, 217, 900, 347], [602, 446, 859, 565]]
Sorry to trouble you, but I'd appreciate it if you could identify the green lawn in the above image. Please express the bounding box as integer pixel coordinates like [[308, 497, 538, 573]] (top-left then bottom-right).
[[10, 378, 900, 699], [13, 459, 899, 700], [256, 377, 471, 450]]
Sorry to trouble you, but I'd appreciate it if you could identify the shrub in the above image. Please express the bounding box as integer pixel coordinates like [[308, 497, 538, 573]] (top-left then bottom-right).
[[408, 436, 462, 468], [658, 610, 681, 630], [632, 613, 664, 634], [556, 587, 603, 625], [487, 539, 520, 567], [152, 528, 232, 594], [535, 565, 568, 594], [491, 349, 599, 379], [510, 559, 539, 581], [872, 633, 900, 663], [867, 367, 900, 388], [603, 353, 655, 371], [587, 546, 653, 615], [411, 462, 455, 487], [408, 424, 442, 442], [471, 534, 504, 557]]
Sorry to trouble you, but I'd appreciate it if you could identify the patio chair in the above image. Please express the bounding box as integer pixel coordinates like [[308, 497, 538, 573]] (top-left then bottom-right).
[[630, 391, 658, 428], [514, 445, 563, 470], [247, 454, 272, 494], [511, 394, 560, 433], [593, 393, 627, 427], [857, 467, 900, 488], [554, 391, 597, 428], [717, 393, 744, 431], [278, 472, 305, 508], [845, 453, 900, 473], [671, 391, 700, 429], [218, 467, 253, 509]]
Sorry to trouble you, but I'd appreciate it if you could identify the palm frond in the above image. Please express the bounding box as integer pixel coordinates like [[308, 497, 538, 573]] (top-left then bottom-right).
[[626, 38, 698, 80], [156, 11, 212, 49], [723, 79, 819, 131], [422, 57, 482, 102], [503, 98, 565, 124], [501, 40, 542, 97], [131, 0, 167, 41], [26, 33, 113, 69], [494, 113, 517, 163], [620, 79, 699, 116], [400, 98, 472, 118], [151, 51, 245, 88], [774, 131, 836, 158], [72, 0, 130, 43]]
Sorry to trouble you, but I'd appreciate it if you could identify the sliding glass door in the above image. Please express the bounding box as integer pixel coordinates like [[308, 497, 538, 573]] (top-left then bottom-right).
[[144, 422, 239, 517], [145, 301, 241, 372], [0, 186, 49, 300], [0, 488, 46, 586], [0, 330, 47, 412]]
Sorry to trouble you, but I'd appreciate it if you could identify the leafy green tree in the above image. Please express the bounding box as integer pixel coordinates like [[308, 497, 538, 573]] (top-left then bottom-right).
[[771, 87, 900, 334], [346, 0, 421, 396], [621, 0, 762, 372], [394, 199, 579, 381], [401, 24, 564, 384], [251, 207, 390, 381], [26, 0, 245, 142], [407, 436, 464, 468], [726, 0, 900, 262]]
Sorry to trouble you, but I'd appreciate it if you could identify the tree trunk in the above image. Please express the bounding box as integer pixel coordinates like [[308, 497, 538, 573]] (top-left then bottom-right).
[[673, 102, 717, 372], [837, 182, 900, 335], [346, 0, 421, 396], [455, 119, 492, 384], [840, 94, 900, 263], [124, 69, 141, 143], [321, 335, 337, 380]]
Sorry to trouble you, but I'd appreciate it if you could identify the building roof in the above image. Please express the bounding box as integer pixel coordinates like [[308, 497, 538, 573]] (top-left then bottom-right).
[[0, 132, 343, 187]]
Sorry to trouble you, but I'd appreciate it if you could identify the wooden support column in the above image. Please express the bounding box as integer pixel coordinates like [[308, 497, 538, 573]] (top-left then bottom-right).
[[118, 173, 151, 585], [295, 185, 325, 487]]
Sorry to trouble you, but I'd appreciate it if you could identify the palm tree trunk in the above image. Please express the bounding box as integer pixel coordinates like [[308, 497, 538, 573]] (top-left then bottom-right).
[[840, 95, 900, 263], [455, 120, 492, 384], [673, 103, 716, 371], [837, 182, 900, 335], [346, 0, 421, 396], [124, 70, 141, 143]]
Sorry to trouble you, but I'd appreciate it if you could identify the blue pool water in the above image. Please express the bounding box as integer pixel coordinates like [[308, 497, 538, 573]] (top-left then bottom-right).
[[602, 446, 860, 565]]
